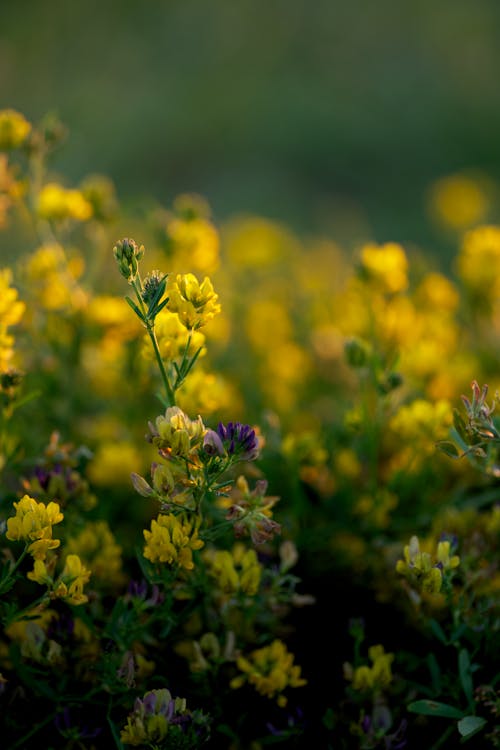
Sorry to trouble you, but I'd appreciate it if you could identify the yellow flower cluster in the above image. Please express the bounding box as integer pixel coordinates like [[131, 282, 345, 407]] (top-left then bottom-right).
[[167, 273, 221, 330], [28, 554, 91, 605], [23, 244, 87, 312], [344, 644, 394, 692], [143, 513, 204, 570], [150, 405, 205, 459], [120, 689, 190, 746], [359, 242, 409, 294], [165, 214, 220, 275], [0, 109, 31, 150], [230, 639, 306, 706], [0, 268, 25, 372], [428, 173, 490, 230], [37, 182, 93, 222], [203, 543, 262, 596], [143, 308, 206, 363], [396, 535, 460, 595], [456, 225, 500, 313], [6, 494, 63, 560], [65, 520, 124, 588]]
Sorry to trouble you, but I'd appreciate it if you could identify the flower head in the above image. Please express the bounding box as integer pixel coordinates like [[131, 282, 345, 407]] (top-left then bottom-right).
[[143, 513, 204, 570], [6, 494, 63, 560], [120, 687, 210, 746], [203, 422, 260, 462], [230, 639, 306, 707]]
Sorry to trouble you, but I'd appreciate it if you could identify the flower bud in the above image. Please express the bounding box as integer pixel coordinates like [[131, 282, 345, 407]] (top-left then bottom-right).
[[113, 238, 144, 281]]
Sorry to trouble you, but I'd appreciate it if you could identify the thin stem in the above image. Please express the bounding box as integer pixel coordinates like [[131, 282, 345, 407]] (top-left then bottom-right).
[[0, 543, 29, 597], [131, 278, 175, 407]]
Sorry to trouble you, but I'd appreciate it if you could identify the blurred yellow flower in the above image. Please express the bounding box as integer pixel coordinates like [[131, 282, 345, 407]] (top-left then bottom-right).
[[37, 182, 93, 222], [0, 109, 31, 149]]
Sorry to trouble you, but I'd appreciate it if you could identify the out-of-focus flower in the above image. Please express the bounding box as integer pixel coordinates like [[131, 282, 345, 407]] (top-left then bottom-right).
[[203, 543, 262, 596], [37, 182, 93, 222], [65, 520, 124, 588], [120, 687, 210, 747], [0, 109, 31, 149], [358, 242, 408, 294], [428, 173, 490, 230], [230, 639, 306, 707], [223, 475, 280, 545], [344, 644, 395, 693]]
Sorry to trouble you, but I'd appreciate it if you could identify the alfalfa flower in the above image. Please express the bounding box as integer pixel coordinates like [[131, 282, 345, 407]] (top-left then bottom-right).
[[143, 513, 204, 570], [113, 237, 145, 283], [6, 494, 63, 560], [0, 109, 31, 149], [202, 422, 260, 462], [167, 273, 221, 330], [37, 182, 93, 222], [120, 687, 210, 747], [344, 644, 395, 692], [396, 535, 460, 595], [147, 406, 205, 459], [230, 639, 306, 707], [28, 554, 91, 605], [223, 475, 281, 545], [203, 543, 262, 597]]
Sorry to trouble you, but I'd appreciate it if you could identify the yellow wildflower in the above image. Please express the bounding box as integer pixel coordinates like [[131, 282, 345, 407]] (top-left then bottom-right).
[[167, 273, 221, 330], [37, 182, 93, 222], [347, 644, 394, 692], [52, 554, 91, 605], [65, 520, 124, 587], [428, 173, 489, 230], [6, 494, 63, 559], [396, 535, 459, 595], [0, 109, 31, 149], [143, 513, 204, 570], [204, 543, 262, 596], [230, 639, 306, 707], [359, 242, 408, 294], [149, 406, 205, 459]]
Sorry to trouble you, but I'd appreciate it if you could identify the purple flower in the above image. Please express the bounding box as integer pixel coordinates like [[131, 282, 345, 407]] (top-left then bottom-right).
[[205, 422, 260, 461]]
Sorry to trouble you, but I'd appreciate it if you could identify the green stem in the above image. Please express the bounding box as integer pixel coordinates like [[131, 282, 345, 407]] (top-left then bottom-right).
[[0, 543, 29, 597], [131, 278, 175, 407]]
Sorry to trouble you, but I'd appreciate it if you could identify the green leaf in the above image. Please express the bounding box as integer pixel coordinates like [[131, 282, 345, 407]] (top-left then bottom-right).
[[436, 441, 461, 458], [458, 649, 473, 705], [427, 652, 441, 694], [429, 618, 449, 645], [125, 295, 145, 321], [408, 700, 463, 719], [457, 716, 487, 739]]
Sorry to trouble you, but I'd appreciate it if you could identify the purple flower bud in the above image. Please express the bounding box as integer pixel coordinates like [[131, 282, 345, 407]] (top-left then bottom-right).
[[202, 429, 225, 456]]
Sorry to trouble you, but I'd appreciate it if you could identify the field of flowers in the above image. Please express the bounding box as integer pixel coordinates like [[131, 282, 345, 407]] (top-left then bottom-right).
[[0, 109, 498, 749]]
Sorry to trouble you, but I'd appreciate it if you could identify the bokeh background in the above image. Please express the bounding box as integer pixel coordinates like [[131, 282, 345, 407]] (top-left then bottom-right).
[[3, 0, 500, 267]]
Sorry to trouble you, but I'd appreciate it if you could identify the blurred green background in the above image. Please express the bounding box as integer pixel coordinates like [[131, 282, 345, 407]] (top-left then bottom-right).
[[2, 0, 500, 262]]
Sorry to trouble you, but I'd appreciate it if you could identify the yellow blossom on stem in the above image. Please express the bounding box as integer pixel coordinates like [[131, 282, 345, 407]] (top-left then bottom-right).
[[203, 543, 262, 596], [396, 535, 460, 595], [346, 644, 395, 692], [6, 494, 63, 559], [52, 554, 91, 605], [230, 639, 306, 707], [148, 405, 205, 459], [143, 513, 204, 570], [167, 273, 221, 330]]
